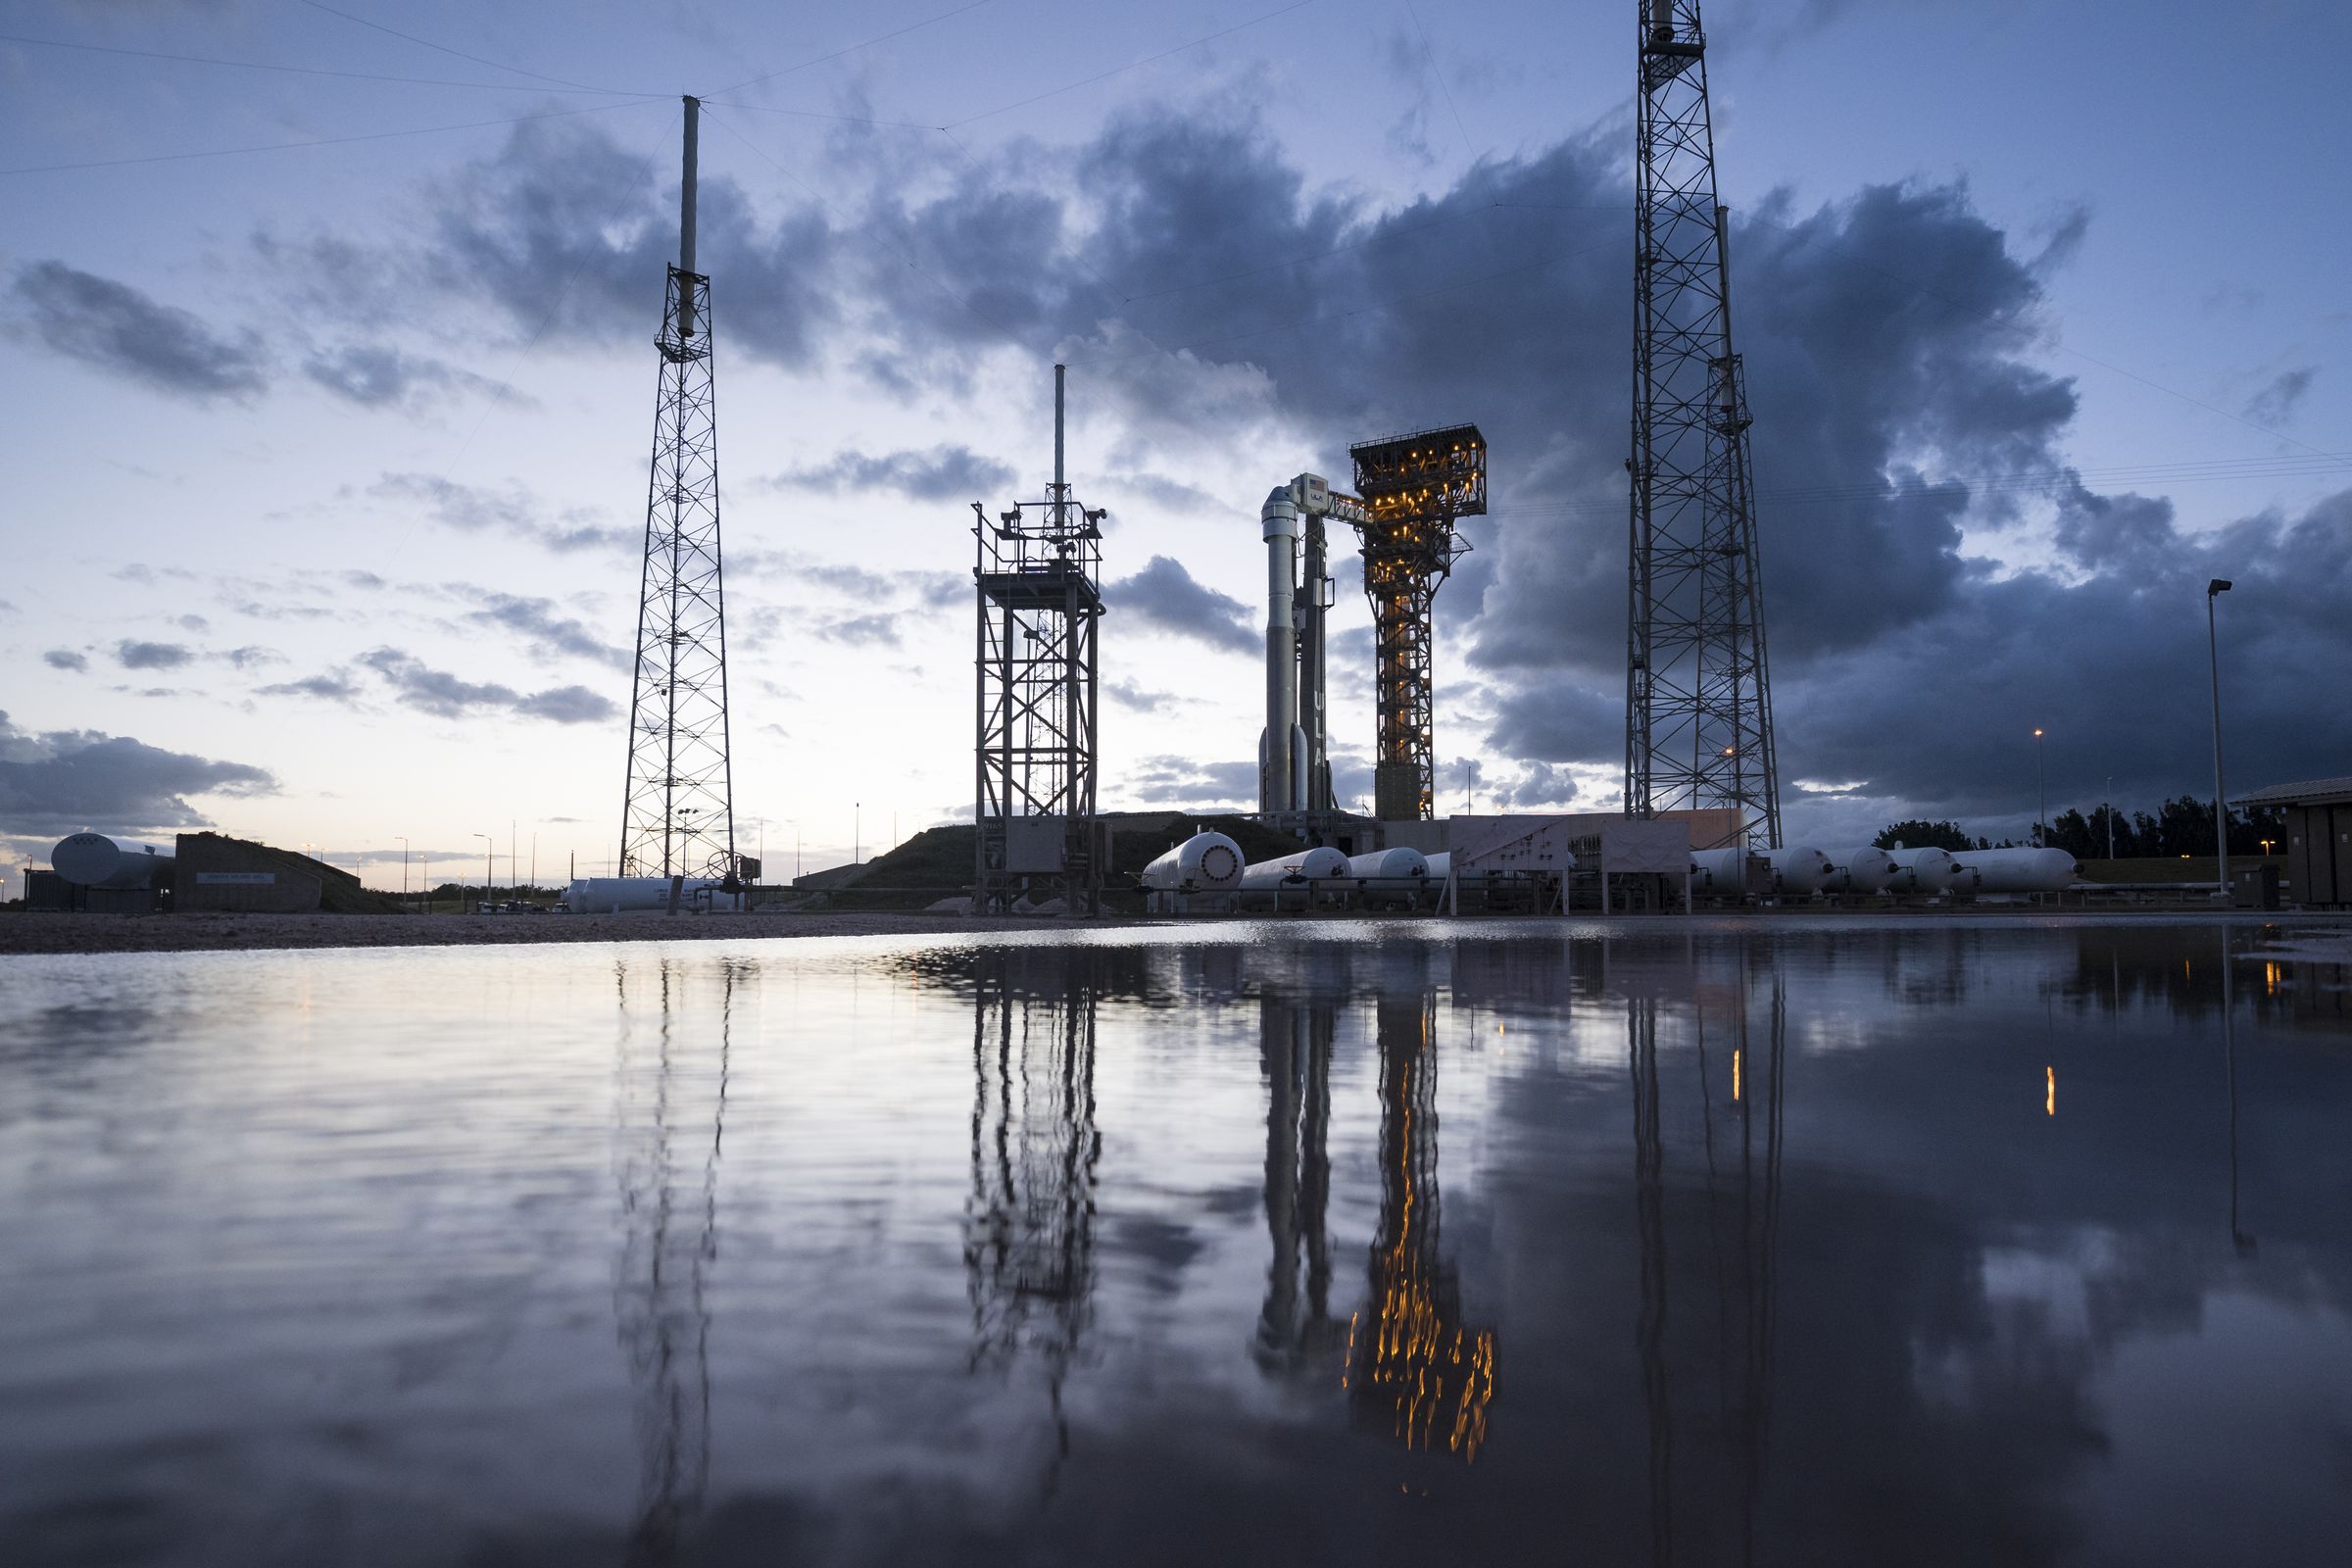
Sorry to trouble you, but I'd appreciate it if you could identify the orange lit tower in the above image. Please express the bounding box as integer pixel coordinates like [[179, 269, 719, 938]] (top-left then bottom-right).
[[1348, 426, 1487, 821]]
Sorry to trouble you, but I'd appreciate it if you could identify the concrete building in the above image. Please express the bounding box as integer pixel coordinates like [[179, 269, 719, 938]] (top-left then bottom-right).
[[2238, 777, 2352, 909], [174, 832, 353, 913]]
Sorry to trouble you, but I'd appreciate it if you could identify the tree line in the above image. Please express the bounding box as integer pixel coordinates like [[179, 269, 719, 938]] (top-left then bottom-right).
[[1872, 797, 2286, 858]]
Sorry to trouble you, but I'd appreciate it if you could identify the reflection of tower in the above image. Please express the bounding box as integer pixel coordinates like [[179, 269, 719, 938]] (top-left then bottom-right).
[[1348, 989, 1496, 1459], [620, 97, 739, 883], [1255, 986, 1337, 1371], [612, 956, 735, 1565], [965, 949, 1102, 1464]]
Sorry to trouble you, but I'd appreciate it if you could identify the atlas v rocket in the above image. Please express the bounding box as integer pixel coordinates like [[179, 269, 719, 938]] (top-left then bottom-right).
[[1259, 473, 1362, 814]]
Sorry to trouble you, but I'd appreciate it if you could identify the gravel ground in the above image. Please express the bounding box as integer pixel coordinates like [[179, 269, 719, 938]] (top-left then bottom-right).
[[0, 910, 1116, 956]]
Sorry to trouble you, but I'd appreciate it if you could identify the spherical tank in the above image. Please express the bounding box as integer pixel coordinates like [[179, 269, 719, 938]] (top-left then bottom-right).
[[51, 833, 174, 889], [1140, 831, 1245, 893]]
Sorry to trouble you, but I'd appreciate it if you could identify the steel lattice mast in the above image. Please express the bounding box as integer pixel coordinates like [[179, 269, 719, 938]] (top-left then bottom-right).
[[620, 97, 739, 885], [1626, 1, 1782, 845]]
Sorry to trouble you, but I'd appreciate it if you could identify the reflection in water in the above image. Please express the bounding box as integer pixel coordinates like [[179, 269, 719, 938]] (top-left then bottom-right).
[[1635, 942, 1786, 1566], [612, 957, 735, 1565], [1349, 966, 1497, 1462], [1254, 981, 1336, 1374], [964, 949, 1102, 1478]]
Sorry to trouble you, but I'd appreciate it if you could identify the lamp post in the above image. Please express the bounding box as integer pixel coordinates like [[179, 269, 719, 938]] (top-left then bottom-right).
[[2033, 728, 2046, 848], [2103, 776, 2113, 859], [2208, 578, 2233, 902], [473, 832, 491, 914], [855, 802, 861, 865], [396, 836, 409, 907]]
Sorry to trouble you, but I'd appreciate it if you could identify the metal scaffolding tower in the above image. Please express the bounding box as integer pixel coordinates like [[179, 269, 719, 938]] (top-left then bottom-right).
[[1626, 1, 1782, 846], [973, 366, 1104, 916], [620, 97, 742, 889], [1348, 426, 1488, 821]]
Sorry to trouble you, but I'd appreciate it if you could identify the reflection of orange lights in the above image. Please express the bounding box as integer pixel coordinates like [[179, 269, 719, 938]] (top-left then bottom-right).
[[2046, 1066, 2055, 1117], [1733, 1049, 1742, 1102]]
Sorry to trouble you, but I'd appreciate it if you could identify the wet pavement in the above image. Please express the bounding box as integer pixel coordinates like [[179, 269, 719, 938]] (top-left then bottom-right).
[[2, 917, 2347, 1565]]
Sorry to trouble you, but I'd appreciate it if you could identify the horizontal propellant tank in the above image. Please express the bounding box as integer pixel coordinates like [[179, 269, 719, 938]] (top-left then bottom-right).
[[1238, 845, 1348, 892], [1762, 846, 1834, 895], [1345, 848, 1430, 881], [1690, 847, 1755, 895], [1819, 846, 1897, 894], [1950, 847, 2079, 893], [1884, 847, 1960, 894], [564, 876, 730, 913], [1140, 831, 1246, 893], [51, 833, 173, 889]]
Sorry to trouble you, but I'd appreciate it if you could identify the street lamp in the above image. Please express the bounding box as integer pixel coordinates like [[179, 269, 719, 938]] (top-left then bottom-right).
[[2102, 776, 2114, 858], [2208, 578, 2233, 902], [396, 836, 410, 907], [2033, 728, 2046, 848], [472, 832, 492, 914]]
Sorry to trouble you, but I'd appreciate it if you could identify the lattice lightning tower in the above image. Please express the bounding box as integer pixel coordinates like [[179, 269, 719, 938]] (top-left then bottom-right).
[[620, 97, 740, 884], [1626, 1, 1782, 845]]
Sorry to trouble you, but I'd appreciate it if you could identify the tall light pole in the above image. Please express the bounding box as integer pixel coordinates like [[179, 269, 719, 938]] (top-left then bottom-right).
[[2208, 578, 2233, 902], [473, 832, 491, 914], [396, 836, 410, 907], [855, 802, 861, 865], [2033, 727, 2046, 848], [2103, 777, 2114, 859]]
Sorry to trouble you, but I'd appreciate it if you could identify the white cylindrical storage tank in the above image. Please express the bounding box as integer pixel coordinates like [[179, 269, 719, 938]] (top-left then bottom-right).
[[51, 833, 174, 889], [1951, 848, 2080, 893], [1762, 846, 1834, 895], [1690, 846, 1749, 894], [1884, 847, 1959, 894], [1345, 848, 1430, 881], [1238, 845, 1348, 891], [1820, 847, 1897, 894], [1140, 831, 1245, 893], [564, 876, 726, 913]]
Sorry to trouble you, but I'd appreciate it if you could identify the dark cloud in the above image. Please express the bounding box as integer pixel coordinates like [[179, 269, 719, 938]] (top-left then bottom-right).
[[220, 645, 281, 670], [1105, 555, 1255, 656], [764, 444, 1014, 502], [814, 612, 902, 648], [0, 709, 275, 836], [1125, 754, 1258, 808], [369, 472, 632, 555], [256, 671, 363, 703], [272, 116, 835, 368], [1105, 678, 1181, 713], [114, 639, 193, 670], [303, 343, 505, 412], [10, 262, 266, 401], [2243, 366, 2316, 426], [461, 591, 626, 668], [174, 614, 209, 633], [42, 650, 88, 672], [358, 647, 617, 724]]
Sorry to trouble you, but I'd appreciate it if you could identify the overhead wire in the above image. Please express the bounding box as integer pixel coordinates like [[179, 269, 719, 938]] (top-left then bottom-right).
[[294, 0, 647, 96], [710, 0, 1001, 99], [942, 0, 1319, 127], [0, 98, 654, 176], [0, 32, 663, 95]]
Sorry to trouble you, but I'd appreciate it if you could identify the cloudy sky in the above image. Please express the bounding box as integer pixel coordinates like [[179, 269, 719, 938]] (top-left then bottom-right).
[[2, 0, 2345, 884]]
